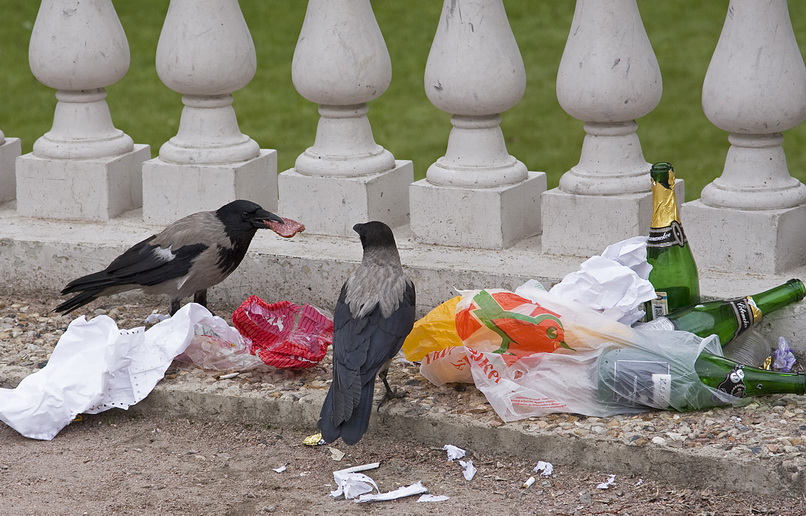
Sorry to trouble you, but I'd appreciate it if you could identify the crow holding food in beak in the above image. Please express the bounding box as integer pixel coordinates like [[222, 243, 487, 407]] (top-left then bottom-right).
[[55, 199, 303, 316], [318, 221, 416, 445]]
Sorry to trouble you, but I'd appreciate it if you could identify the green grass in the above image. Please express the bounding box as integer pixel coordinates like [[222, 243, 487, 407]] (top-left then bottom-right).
[[0, 1, 803, 201]]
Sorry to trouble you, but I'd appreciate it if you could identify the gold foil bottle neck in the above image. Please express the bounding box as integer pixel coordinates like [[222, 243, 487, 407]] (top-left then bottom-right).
[[746, 296, 763, 323], [650, 168, 680, 229]]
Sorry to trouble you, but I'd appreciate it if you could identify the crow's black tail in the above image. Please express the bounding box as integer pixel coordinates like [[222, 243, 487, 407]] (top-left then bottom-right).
[[318, 379, 376, 446], [53, 289, 102, 314]]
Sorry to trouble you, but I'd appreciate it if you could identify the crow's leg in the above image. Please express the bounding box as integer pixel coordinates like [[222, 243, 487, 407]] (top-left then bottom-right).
[[377, 366, 406, 410], [194, 289, 208, 308], [170, 299, 181, 316], [193, 290, 216, 315]]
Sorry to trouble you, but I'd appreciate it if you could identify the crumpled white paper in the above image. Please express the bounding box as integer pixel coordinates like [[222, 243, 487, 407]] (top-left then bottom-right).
[[331, 472, 379, 500], [597, 474, 617, 489], [330, 463, 381, 499], [0, 303, 212, 440], [547, 236, 655, 325], [330, 463, 429, 503], [442, 444, 476, 480], [534, 461, 554, 476], [442, 444, 466, 461], [357, 482, 429, 503]]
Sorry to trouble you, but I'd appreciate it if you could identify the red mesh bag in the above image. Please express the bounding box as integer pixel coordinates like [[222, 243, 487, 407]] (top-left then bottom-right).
[[232, 295, 333, 369]]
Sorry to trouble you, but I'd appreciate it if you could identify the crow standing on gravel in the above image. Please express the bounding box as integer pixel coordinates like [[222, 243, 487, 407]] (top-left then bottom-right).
[[318, 221, 416, 445], [54, 200, 300, 316]]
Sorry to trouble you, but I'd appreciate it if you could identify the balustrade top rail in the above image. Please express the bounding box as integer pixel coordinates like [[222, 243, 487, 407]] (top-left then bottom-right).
[[0, 0, 805, 273]]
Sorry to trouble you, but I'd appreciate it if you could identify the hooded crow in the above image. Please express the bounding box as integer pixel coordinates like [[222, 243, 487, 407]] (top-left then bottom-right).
[[55, 200, 286, 316], [318, 221, 416, 445]]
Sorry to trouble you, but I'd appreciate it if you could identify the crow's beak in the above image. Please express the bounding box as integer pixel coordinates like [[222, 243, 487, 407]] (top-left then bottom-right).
[[253, 209, 284, 228]]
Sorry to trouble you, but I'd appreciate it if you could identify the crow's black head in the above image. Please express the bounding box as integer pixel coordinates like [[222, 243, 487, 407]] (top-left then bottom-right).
[[353, 221, 397, 250], [216, 200, 283, 240]]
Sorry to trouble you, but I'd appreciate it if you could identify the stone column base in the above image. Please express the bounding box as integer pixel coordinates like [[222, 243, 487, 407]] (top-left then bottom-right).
[[541, 187, 655, 257], [142, 149, 277, 225], [410, 172, 547, 249], [16, 144, 149, 221], [683, 200, 806, 274], [1, 138, 22, 203], [278, 160, 413, 237]]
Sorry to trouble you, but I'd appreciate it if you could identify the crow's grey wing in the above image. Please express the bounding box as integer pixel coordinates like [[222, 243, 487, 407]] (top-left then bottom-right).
[[105, 238, 208, 287]]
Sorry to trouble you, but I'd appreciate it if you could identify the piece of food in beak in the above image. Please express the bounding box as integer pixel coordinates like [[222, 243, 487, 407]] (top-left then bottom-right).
[[266, 217, 305, 238]]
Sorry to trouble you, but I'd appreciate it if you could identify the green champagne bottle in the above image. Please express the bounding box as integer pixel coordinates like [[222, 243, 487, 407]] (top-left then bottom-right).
[[598, 345, 806, 412], [636, 279, 806, 347], [645, 162, 699, 320]]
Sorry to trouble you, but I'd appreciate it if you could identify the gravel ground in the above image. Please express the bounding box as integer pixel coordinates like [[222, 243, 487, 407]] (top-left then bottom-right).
[[3, 291, 806, 515]]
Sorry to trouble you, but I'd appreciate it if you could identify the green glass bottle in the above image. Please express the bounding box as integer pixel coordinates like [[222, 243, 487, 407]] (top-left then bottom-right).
[[645, 162, 699, 320], [636, 279, 806, 347], [598, 346, 806, 412]]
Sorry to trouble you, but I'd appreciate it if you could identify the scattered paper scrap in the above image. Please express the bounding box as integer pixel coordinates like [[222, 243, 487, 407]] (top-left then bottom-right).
[[442, 444, 466, 461], [459, 459, 477, 481], [417, 494, 449, 502], [597, 474, 616, 489], [273, 463, 288, 473], [335, 463, 381, 475], [357, 482, 429, 503], [329, 447, 346, 461], [331, 462, 382, 498], [534, 461, 554, 476], [331, 472, 378, 500]]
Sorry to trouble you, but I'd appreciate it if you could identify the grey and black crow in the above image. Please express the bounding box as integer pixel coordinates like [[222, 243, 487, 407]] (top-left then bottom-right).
[[318, 221, 416, 445], [55, 200, 285, 316]]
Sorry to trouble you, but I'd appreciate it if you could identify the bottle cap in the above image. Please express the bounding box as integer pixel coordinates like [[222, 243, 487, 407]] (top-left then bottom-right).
[[650, 162, 675, 188], [786, 279, 806, 302]]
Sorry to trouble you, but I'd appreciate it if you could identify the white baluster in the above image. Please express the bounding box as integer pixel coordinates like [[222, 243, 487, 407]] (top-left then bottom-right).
[[684, 0, 806, 273], [16, 0, 149, 220], [278, 0, 412, 236], [542, 0, 663, 256], [410, 0, 546, 249], [0, 128, 21, 203], [142, 0, 277, 224]]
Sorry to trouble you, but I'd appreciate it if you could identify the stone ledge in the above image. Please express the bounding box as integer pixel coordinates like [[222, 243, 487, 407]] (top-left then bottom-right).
[[2, 200, 805, 350]]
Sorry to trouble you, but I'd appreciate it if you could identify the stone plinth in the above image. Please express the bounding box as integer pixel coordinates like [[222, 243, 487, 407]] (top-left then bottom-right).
[[15, 144, 149, 221], [541, 188, 652, 258], [279, 160, 412, 236], [1, 138, 21, 203], [541, 180, 686, 257], [683, 200, 806, 274], [142, 149, 277, 224], [410, 172, 546, 249]]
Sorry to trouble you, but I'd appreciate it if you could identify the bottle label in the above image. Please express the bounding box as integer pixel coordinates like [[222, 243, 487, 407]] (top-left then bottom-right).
[[647, 221, 688, 248], [635, 317, 676, 332], [716, 365, 747, 398], [609, 359, 672, 408], [650, 292, 669, 319], [727, 297, 757, 341], [651, 373, 672, 407]]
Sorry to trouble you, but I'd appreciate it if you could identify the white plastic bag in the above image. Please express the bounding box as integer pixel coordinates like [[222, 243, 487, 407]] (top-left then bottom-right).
[[420, 286, 735, 421]]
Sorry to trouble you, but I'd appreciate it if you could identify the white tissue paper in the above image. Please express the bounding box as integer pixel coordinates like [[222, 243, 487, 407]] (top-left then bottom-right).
[[0, 303, 212, 440], [547, 236, 656, 325]]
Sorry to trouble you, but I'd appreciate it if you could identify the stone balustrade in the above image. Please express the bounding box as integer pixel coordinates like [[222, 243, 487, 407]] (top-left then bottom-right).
[[0, 0, 804, 278]]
